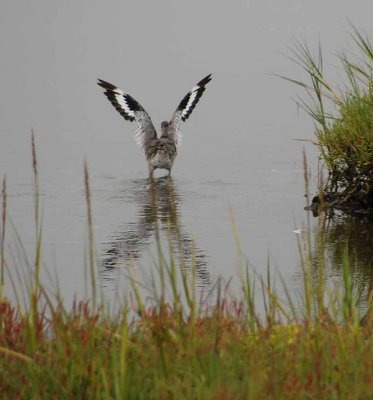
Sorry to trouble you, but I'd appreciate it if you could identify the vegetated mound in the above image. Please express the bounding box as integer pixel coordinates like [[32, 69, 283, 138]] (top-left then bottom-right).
[[312, 89, 373, 218], [285, 26, 373, 218]]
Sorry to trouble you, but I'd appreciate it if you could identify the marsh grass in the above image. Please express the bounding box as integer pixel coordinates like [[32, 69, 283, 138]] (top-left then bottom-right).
[[282, 24, 373, 214], [1, 139, 373, 399], [1, 175, 6, 300]]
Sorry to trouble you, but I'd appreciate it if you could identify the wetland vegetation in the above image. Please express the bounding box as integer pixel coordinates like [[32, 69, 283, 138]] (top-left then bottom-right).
[[2, 27, 373, 399], [1, 136, 373, 399], [284, 25, 373, 218]]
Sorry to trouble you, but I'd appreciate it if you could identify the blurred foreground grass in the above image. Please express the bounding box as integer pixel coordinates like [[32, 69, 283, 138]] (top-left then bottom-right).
[[1, 120, 373, 398]]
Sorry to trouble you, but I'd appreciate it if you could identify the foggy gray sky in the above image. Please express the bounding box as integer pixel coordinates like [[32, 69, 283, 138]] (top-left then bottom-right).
[[1, 1, 372, 159]]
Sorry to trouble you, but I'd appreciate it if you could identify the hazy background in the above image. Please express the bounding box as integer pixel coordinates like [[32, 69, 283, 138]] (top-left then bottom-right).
[[1, 1, 373, 304]]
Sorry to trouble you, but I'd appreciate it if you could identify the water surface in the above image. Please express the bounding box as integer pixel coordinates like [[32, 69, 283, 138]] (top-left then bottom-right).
[[1, 1, 373, 306]]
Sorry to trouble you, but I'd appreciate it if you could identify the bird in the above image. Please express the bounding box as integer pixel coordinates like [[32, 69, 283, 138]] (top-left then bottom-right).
[[97, 74, 212, 177]]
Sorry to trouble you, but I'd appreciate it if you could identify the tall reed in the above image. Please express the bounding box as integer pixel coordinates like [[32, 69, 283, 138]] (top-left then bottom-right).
[[1, 175, 6, 300], [84, 160, 97, 309]]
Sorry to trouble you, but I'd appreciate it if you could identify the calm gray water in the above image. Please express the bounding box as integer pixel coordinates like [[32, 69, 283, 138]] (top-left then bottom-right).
[[1, 1, 373, 306]]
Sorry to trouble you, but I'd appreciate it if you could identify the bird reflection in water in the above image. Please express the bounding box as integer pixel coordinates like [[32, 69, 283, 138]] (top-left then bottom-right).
[[101, 176, 210, 290]]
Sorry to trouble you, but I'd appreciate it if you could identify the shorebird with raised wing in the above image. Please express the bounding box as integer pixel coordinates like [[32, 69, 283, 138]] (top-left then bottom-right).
[[97, 74, 212, 176]]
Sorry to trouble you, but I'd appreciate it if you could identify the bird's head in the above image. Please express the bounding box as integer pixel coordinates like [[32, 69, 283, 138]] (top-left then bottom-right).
[[161, 121, 169, 128]]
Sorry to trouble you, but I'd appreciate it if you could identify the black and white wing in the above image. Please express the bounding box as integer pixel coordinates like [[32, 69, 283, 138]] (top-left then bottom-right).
[[97, 79, 157, 151], [169, 74, 212, 147]]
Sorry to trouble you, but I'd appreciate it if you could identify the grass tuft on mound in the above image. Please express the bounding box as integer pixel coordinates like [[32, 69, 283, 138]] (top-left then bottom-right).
[[283, 24, 373, 215]]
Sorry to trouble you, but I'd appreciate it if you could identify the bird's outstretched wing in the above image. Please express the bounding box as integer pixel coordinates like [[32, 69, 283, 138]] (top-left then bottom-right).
[[169, 74, 212, 148], [97, 79, 157, 151]]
